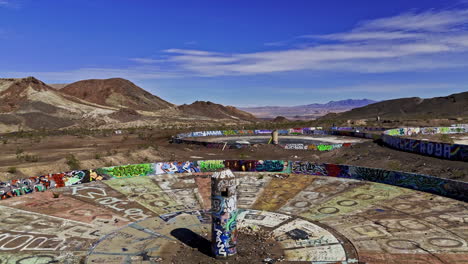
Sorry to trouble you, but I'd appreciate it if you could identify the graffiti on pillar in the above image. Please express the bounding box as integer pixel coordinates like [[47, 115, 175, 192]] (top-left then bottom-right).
[[211, 170, 238, 257]]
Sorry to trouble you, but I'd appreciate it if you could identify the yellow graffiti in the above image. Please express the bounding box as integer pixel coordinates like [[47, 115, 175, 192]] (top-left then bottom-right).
[[252, 174, 316, 211]]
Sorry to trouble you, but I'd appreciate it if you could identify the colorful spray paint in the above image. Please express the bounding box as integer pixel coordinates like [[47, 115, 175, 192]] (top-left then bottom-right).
[[211, 169, 238, 258]]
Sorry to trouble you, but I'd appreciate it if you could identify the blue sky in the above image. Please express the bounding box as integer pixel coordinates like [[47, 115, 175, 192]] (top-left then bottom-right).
[[1, 0, 468, 106]]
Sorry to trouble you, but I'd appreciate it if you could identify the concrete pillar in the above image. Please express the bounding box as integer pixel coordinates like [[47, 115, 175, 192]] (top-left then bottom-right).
[[211, 169, 238, 258], [272, 129, 279, 145]]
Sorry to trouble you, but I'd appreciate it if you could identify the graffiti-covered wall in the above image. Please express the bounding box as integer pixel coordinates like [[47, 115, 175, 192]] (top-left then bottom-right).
[[1, 160, 466, 202], [175, 127, 324, 139], [382, 126, 468, 161], [173, 127, 363, 151], [175, 125, 468, 160]]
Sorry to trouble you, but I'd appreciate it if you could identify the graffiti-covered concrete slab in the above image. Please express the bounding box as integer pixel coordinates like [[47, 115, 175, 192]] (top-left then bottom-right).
[[0, 173, 466, 263]]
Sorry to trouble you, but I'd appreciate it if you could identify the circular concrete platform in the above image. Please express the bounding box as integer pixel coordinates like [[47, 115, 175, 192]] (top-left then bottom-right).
[[0, 173, 466, 263], [198, 135, 366, 145]]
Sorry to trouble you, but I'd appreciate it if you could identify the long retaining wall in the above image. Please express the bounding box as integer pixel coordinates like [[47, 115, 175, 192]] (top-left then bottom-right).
[[382, 126, 468, 161], [1, 160, 466, 202]]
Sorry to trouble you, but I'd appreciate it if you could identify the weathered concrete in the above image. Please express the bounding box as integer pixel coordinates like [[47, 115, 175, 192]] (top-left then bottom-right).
[[0, 172, 466, 263], [211, 169, 238, 258], [272, 130, 279, 145]]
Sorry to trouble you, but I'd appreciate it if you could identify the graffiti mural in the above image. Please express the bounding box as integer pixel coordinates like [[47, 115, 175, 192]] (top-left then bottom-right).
[[154, 161, 200, 174], [198, 160, 225, 172], [1, 156, 467, 202], [96, 164, 154, 178], [381, 125, 468, 161], [0, 155, 467, 263]]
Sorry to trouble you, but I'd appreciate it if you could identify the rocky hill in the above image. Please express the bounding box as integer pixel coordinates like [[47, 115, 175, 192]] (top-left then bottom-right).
[[0, 77, 117, 131], [178, 101, 257, 121], [61, 78, 174, 111], [0, 77, 258, 133], [240, 99, 377, 119], [321, 92, 468, 121]]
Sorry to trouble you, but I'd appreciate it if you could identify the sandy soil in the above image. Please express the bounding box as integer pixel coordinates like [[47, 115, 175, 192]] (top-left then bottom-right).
[[169, 230, 288, 264]]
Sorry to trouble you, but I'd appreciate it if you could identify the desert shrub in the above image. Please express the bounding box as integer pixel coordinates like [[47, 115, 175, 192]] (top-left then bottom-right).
[[16, 147, 24, 155], [23, 154, 39, 162], [332, 157, 346, 164], [95, 153, 102, 159], [387, 160, 402, 171], [438, 134, 454, 144], [7, 167, 17, 173], [66, 154, 81, 170]]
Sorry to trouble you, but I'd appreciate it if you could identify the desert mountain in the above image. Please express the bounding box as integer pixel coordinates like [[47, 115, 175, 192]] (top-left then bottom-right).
[[0, 77, 117, 131], [178, 101, 258, 121], [61, 78, 174, 111], [0, 77, 257, 133], [240, 99, 377, 119], [322, 92, 468, 120]]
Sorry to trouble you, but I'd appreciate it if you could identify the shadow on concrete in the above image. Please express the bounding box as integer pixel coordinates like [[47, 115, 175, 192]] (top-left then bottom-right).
[[171, 228, 213, 258]]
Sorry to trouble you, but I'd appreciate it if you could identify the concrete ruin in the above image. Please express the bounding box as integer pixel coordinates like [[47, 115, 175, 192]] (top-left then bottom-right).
[[211, 169, 238, 258]]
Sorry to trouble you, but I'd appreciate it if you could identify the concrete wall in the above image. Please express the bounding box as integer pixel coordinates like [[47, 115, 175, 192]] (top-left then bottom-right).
[[176, 125, 468, 160], [174, 127, 360, 151], [1, 160, 466, 202], [381, 126, 468, 161]]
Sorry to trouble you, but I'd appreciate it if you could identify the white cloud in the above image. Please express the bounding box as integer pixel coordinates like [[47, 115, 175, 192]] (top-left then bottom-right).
[[308, 31, 424, 41], [7, 6, 468, 80], [129, 58, 164, 64], [357, 9, 468, 32], [157, 7, 468, 76], [163, 49, 221, 56], [0, 0, 20, 8]]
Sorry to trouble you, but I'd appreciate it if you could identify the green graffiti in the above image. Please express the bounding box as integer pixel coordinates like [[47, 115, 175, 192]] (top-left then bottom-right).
[[223, 130, 238, 136], [198, 160, 225, 172], [440, 127, 449, 133], [97, 163, 154, 178], [317, 145, 333, 151], [35, 185, 45, 192], [386, 129, 400, 136]]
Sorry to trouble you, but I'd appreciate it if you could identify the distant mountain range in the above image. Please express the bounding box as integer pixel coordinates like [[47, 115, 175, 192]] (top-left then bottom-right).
[[0, 77, 257, 133], [320, 92, 468, 121], [239, 99, 378, 119]]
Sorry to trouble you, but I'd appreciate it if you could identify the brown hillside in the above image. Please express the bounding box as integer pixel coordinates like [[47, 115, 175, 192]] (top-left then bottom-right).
[[0, 77, 120, 131], [61, 78, 173, 111], [322, 91, 468, 120], [0, 77, 54, 112], [178, 101, 258, 121]]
